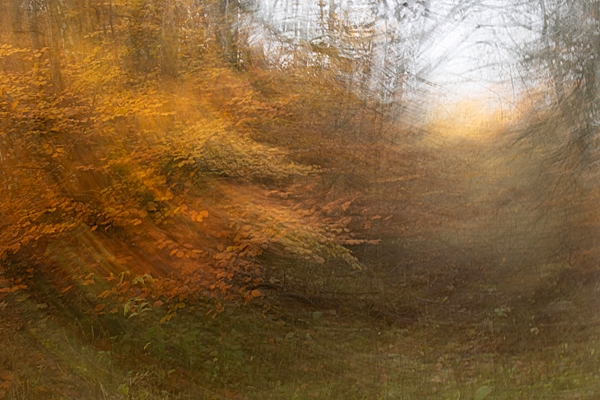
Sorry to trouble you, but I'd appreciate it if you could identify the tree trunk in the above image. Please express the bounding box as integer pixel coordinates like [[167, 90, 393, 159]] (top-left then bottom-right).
[[47, 0, 64, 92], [161, 0, 179, 78]]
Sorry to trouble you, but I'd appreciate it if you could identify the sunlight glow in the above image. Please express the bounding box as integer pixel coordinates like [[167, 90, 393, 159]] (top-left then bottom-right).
[[427, 97, 513, 139]]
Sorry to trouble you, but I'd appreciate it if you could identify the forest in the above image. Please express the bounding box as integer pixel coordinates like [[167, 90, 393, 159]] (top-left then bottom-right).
[[1, 0, 600, 398]]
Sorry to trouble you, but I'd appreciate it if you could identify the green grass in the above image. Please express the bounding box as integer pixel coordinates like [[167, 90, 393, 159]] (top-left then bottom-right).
[[3, 280, 600, 400]]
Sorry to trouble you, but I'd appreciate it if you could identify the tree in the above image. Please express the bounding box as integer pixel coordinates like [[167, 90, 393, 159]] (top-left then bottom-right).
[[515, 0, 600, 166], [47, 0, 64, 91], [161, 0, 180, 77]]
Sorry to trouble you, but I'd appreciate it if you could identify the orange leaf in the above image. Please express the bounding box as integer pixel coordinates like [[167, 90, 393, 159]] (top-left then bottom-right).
[[176, 250, 185, 258], [94, 304, 106, 312], [61, 285, 73, 293], [345, 239, 364, 245], [196, 210, 209, 222], [251, 289, 261, 298], [0, 370, 13, 392]]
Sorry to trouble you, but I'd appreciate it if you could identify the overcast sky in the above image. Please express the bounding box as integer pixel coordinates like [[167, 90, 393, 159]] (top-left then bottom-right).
[[419, 0, 538, 109], [253, 0, 539, 110]]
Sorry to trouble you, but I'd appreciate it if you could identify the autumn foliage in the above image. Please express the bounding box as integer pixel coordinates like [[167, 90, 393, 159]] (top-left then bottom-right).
[[0, 0, 413, 323]]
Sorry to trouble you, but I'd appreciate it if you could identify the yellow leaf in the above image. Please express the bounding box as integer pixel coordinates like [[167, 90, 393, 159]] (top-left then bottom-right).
[[160, 314, 173, 324]]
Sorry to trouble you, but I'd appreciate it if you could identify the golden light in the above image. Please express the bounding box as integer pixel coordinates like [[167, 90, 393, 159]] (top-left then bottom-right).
[[427, 97, 512, 140]]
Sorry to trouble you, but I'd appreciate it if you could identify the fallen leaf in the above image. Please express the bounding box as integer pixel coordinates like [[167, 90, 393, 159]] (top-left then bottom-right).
[[474, 385, 493, 400], [341, 201, 352, 211]]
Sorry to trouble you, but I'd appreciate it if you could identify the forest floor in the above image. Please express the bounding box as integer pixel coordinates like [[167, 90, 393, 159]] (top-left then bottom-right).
[[2, 123, 600, 400]]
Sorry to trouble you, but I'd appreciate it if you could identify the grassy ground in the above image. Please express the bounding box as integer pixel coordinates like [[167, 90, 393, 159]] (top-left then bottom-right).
[[3, 279, 600, 400]]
